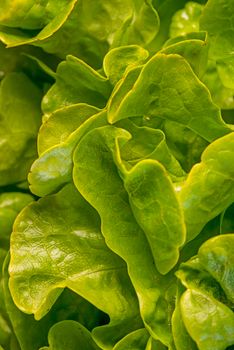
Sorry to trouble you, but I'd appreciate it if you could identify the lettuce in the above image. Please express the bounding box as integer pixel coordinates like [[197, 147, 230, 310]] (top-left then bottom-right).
[[0, 0, 233, 349]]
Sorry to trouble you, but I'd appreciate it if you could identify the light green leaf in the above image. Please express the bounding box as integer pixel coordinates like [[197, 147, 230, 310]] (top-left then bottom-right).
[[216, 55, 234, 90], [0, 72, 42, 186], [146, 336, 168, 349], [38, 104, 100, 155], [164, 31, 207, 48], [108, 54, 231, 142], [113, 329, 149, 350], [0, 1, 77, 47], [180, 289, 234, 350], [199, 1, 234, 109], [200, 0, 234, 60], [0, 192, 34, 249], [170, 2, 204, 38], [0, 0, 69, 30], [201, 60, 234, 110], [42, 55, 111, 116], [3, 253, 104, 350], [2, 254, 51, 350], [176, 257, 226, 302], [0, 1, 135, 68], [162, 120, 208, 173], [112, 0, 160, 50], [117, 119, 185, 179], [124, 159, 186, 274], [198, 234, 234, 303], [178, 132, 234, 242], [73, 125, 178, 346], [103, 45, 149, 86], [40, 321, 100, 350], [9, 184, 141, 349], [172, 302, 197, 350], [160, 32, 208, 77], [107, 65, 143, 116], [29, 110, 107, 197]]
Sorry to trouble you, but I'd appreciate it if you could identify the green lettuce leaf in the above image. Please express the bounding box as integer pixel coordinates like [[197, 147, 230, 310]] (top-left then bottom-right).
[[40, 320, 100, 350], [108, 53, 231, 142], [0, 192, 34, 249], [29, 110, 107, 197], [180, 289, 234, 350], [9, 184, 141, 349], [0, 1, 153, 68], [200, 0, 234, 60], [161, 31, 208, 77], [113, 329, 149, 350], [116, 119, 185, 179], [178, 132, 234, 242], [198, 234, 234, 303], [172, 301, 198, 350], [0, 72, 42, 186], [73, 125, 180, 346], [123, 159, 186, 274], [170, 2, 204, 38], [112, 0, 160, 50], [38, 103, 100, 156], [103, 45, 149, 86], [42, 55, 111, 116]]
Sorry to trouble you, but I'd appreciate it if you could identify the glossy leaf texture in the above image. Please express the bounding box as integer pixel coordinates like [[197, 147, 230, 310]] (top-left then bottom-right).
[[123, 159, 186, 274], [176, 234, 234, 350], [73, 125, 183, 346], [160, 32, 208, 78], [200, 0, 234, 60], [38, 104, 100, 156], [103, 45, 149, 86], [198, 234, 234, 303], [181, 289, 234, 350], [0, 193, 35, 350], [2, 254, 106, 350], [0, 192, 34, 249], [201, 0, 234, 109], [0, 0, 234, 349], [116, 119, 185, 180], [0, 0, 160, 68], [42, 55, 112, 116], [29, 110, 107, 197], [178, 132, 234, 242], [172, 301, 198, 350], [169, 2, 204, 38], [108, 53, 231, 142], [9, 184, 142, 349]]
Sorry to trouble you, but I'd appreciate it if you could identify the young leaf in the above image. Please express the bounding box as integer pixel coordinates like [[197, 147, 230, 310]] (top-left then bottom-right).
[[40, 321, 100, 350], [73, 125, 179, 346], [180, 289, 234, 350], [113, 329, 149, 350], [9, 184, 141, 349], [124, 159, 186, 274], [42, 55, 111, 116], [29, 110, 107, 197], [178, 132, 234, 242], [108, 54, 231, 142], [198, 234, 234, 303]]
